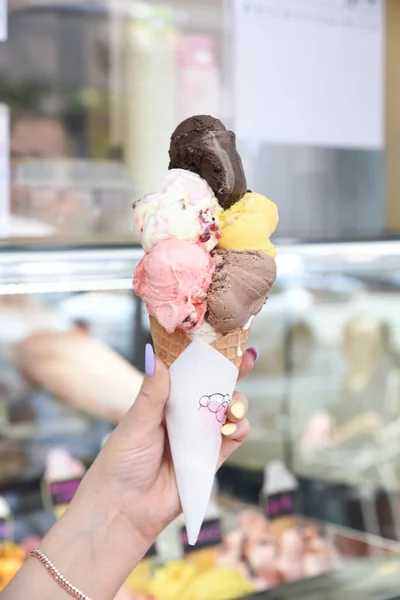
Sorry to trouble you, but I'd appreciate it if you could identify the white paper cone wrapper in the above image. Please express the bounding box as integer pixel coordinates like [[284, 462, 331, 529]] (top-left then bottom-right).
[[167, 338, 238, 545]]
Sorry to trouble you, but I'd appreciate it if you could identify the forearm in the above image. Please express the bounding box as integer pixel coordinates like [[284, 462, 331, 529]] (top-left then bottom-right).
[[2, 479, 150, 600]]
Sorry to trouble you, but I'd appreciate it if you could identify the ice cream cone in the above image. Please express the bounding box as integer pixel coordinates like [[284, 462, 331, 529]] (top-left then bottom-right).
[[149, 315, 251, 369], [133, 115, 279, 547]]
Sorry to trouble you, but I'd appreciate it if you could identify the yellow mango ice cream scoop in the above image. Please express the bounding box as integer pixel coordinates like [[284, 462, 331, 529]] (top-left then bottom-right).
[[218, 192, 279, 257]]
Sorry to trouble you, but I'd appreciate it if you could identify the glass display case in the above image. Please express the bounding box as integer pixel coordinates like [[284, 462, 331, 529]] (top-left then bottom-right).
[[231, 239, 400, 553], [1, 0, 226, 243], [0, 244, 144, 543], [1, 240, 400, 597], [0, 0, 394, 244]]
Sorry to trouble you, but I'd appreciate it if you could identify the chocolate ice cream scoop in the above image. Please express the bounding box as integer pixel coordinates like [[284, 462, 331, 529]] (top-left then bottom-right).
[[207, 249, 276, 336], [168, 115, 247, 209]]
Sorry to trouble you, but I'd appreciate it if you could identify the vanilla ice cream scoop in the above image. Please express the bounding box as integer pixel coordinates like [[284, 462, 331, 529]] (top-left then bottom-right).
[[132, 169, 222, 252]]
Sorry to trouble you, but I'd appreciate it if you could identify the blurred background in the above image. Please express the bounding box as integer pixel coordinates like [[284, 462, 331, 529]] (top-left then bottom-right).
[[2, 1, 400, 599]]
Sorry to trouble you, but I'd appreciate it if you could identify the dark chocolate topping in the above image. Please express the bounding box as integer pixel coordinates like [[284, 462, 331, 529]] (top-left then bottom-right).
[[169, 115, 247, 209]]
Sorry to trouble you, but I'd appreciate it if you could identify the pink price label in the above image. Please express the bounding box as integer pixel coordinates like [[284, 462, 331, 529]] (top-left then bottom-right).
[[266, 493, 294, 519], [49, 479, 82, 506], [181, 519, 222, 550]]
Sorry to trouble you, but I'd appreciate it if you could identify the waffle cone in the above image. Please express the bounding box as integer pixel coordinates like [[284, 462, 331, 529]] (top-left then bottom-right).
[[149, 315, 251, 369]]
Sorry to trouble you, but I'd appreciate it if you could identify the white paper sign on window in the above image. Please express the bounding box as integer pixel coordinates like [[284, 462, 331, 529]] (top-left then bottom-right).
[[0, 105, 10, 237], [0, 0, 7, 41], [233, 0, 385, 149]]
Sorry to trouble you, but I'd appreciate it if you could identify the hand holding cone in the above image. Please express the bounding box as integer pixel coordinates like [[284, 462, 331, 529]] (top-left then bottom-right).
[[104, 346, 253, 546], [132, 115, 278, 543]]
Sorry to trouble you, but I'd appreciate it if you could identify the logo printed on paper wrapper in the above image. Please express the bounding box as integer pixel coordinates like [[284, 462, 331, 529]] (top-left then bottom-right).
[[198, 393, 230, 422]]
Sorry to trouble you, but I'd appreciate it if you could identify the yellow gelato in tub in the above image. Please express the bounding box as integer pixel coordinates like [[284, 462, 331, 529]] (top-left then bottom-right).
[[218, 192, 278, 257]]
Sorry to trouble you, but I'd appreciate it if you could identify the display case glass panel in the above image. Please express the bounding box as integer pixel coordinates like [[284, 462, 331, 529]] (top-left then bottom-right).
[[0, 0, 393, 243]]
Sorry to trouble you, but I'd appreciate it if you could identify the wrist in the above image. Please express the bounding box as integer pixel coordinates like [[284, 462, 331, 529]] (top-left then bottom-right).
[[40, 476, 150, 600]]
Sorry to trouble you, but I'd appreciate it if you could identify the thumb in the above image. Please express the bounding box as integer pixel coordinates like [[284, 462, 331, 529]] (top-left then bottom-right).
[[125, 344, 170, 429]]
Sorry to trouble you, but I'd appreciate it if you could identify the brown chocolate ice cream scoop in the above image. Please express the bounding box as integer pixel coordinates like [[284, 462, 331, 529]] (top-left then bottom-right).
[[207, 249, 277, 336], [168, 115, 247, 209]]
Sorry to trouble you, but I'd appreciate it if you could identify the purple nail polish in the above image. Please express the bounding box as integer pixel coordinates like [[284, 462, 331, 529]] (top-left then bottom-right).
[[145, 344, 155, 376], [248, 347, 259, 363]]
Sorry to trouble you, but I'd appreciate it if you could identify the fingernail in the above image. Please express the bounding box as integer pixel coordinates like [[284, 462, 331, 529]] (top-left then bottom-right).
[[231, 402, 245, 419], [247, 347, 259, 363], [145, 344, 155, 377], [221, 423, 237, 436]]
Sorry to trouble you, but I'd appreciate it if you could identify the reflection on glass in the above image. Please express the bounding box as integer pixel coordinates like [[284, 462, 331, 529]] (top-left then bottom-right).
[[1, 1, 225, 242], [302, 315, 400, 451], [11, 113, 84, 234]]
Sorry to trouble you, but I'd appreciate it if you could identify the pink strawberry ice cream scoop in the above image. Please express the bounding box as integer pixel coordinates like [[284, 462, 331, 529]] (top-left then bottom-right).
[[132, 169, 222, 253], [133, 239, 215, 334]]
